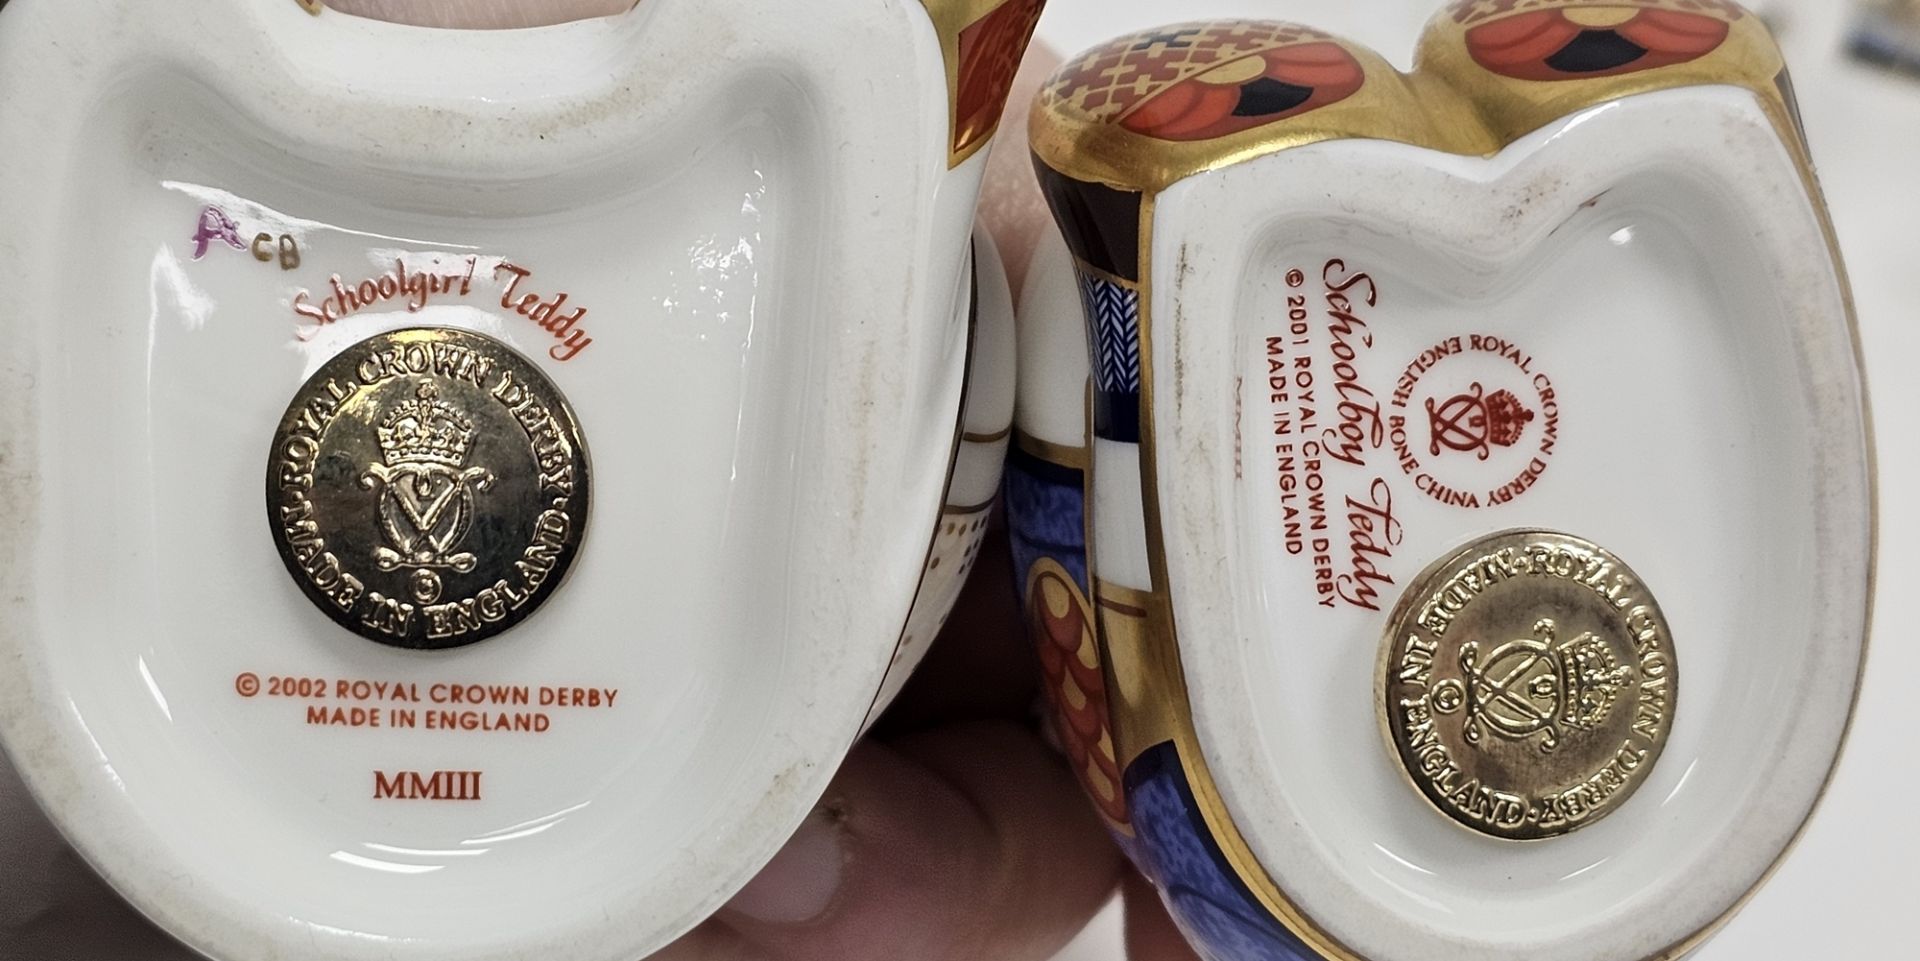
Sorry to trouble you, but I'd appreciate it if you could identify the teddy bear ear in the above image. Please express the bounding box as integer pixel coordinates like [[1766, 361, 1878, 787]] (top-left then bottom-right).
[[1418, 0, 1793, 148], [925, 0, 1048, 165], [1113, 40, 1369, 142], [1031, 22, 1442, 193]]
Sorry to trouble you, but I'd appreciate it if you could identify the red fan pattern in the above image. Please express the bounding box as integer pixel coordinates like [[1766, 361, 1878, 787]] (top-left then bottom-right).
[[1045, 22, 1366, 143], [1029, 563, 1129, 828], [1465, 5, 1734, 81]]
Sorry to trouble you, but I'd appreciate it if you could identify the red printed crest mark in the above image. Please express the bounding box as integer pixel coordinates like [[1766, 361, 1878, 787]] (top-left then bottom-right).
[[1046, 22, 1366, 142], [1428, 384, 1535, 461], [1462, 3, 1737, 81], [1387, 332, 1562, 512], [1029, 563, 1129, 828], [952, 0, 1047, 156]]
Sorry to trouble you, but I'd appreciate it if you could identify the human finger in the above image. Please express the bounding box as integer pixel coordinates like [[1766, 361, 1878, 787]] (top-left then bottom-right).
[[716, 722, 1123, 961], [1124, 870, 1204, 961]]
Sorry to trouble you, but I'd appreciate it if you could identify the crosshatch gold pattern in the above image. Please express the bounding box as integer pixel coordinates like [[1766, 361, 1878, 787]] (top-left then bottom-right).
[[1030, 3, 1869, 961], [1033, 21, 1476, 193]]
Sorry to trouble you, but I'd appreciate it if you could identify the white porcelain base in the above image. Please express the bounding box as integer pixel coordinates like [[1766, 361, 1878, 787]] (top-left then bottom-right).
[[1153, 87, 1869, 961], [0, 1, 992, 959]]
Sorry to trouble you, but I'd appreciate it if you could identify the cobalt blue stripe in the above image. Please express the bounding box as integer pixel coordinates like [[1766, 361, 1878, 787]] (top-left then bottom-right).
[[1126, 743, 1321, 961], [1004, 457, 1090, 596]]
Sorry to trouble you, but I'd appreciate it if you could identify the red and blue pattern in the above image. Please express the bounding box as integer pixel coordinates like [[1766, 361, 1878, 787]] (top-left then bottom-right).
[[1031, 121, 1321, 961]]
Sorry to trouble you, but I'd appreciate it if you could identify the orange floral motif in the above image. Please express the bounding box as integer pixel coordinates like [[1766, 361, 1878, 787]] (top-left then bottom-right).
[[1028, 562, 1128, 828], [952, 0, 1047, 156], [1044, 21, 1365, 142], [1461, 2, 1740, 80]]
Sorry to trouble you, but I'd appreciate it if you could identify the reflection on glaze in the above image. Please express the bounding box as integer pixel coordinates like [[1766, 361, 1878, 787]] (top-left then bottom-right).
[[328, 800, 595, 880]]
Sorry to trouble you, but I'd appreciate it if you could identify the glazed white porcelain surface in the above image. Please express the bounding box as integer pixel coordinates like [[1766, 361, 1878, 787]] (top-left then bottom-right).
[[1149, 87, 1868, 961], [864, 227, 1017, 724], [1016, 235, 1090, 453], [1038, 3, 1911, 961], [0, 1, 992, 959]]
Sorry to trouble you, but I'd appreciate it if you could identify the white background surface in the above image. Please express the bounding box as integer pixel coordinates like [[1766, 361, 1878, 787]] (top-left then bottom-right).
[[1044, 1, 1915, 958]]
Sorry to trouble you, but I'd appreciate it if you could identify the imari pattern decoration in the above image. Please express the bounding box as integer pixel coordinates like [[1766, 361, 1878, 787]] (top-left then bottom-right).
[[1080, 275, 1140, 396], [1042, 22, 1366, 142], [1006, 451, 1090, 595], [1026, 78, 1330, 951], [1419, 0, 1801, 148], [1029, 559, 1129, 830], [1077, 272, 1144, 444], [922, 0, 1048, 166], [1021, 3, 1833, 961], [1451, 0, 1745, 81], [1029, 23, 1436, 194], [1006, 443, 1135, 838]]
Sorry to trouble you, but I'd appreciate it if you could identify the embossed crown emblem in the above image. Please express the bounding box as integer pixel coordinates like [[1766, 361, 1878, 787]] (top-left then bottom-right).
[[1557, 626, 1633, 731], [1435, 618, 1635, 754], [378, 383, 476, 468], [362, 379, 496, 595]]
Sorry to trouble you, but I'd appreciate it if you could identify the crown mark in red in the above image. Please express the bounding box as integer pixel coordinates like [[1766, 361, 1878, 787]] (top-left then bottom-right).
[[1427, 382, 1536, 460]]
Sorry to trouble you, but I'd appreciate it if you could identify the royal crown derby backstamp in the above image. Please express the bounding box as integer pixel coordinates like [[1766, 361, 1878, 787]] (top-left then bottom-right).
[[0, 1, 1039, 960], [0, 1, 1878, 961], [1016, 2, 1870, 960]]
